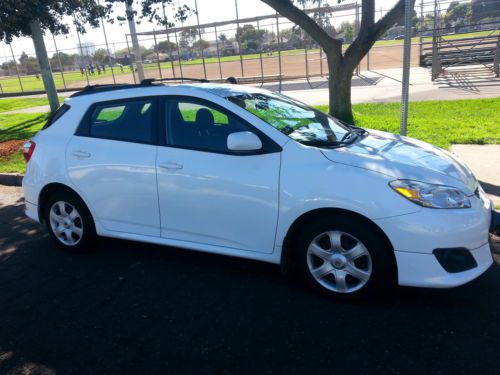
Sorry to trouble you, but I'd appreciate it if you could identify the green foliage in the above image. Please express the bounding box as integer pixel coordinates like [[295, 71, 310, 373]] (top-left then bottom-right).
[[236, 25, 268, 52], [316, 98, 500, 149]]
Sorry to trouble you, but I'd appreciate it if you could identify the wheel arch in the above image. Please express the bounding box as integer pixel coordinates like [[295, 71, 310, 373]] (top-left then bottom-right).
[[280, 208, 397, 280], [38, 182, 91, 223]]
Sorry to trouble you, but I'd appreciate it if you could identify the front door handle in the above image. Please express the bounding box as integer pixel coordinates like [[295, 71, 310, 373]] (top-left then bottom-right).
[[159, 162, 183, 170], [71, 150, 91, 158]]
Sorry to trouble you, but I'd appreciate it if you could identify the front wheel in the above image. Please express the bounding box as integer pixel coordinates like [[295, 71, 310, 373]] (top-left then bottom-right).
[[296, 217, 395, 300]]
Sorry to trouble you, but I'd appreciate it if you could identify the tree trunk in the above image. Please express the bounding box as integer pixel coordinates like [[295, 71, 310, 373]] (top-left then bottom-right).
[[30, 20, 59, 113], [327, 61, 355, 124]]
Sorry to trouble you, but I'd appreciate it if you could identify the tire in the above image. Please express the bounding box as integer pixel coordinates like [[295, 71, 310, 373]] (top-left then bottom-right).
[[296, 215, 395, 301], [44, 190, 96, 253]]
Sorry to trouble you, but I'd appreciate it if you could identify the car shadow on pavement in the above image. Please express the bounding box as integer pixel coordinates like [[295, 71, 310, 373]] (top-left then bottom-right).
[[0, 197, 499, 375]]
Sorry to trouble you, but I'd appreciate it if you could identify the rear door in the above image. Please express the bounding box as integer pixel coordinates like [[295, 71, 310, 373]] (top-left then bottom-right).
[[67, 97, 161, 236]]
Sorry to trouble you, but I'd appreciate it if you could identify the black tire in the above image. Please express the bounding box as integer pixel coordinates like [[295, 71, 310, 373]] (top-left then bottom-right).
[[296, 215, 395, 301], [44, 190, 96, 253]]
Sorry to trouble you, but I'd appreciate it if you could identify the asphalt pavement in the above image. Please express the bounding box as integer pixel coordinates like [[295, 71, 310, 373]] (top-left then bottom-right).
[[1, 186, 499, 375]]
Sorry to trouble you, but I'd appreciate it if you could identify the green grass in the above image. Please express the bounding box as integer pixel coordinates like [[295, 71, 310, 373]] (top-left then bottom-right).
[[1, 97, 499, 174], [316, 98, 500, 149], [0, 96, 63, 113], [0, 113, 48, 173]]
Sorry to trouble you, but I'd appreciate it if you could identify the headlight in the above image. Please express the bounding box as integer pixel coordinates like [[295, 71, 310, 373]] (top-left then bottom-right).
[[389, 180, 471, 209]]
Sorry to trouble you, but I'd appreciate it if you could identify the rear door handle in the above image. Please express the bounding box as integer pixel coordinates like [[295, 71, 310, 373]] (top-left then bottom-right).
[[159, 162, 183, 170], [71, 150, 91, 158]]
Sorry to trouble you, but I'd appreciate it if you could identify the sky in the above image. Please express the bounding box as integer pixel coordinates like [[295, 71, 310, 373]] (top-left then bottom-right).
[[0, 0, 411, 61]]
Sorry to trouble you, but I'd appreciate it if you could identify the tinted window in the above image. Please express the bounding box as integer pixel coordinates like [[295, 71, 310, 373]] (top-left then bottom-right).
[[166, 99, 250, 153], [90, 100, 154, 143]]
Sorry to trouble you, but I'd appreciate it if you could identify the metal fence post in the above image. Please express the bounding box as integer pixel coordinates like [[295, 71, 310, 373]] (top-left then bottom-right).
[[400, 0, 413, 136], [100, 11, 116, 84], [51, 33, 67, 90], [275, 12, 283, 91], [9, 44, 24, 93], [75, 21, 90, 86], [494, 34, 500, 77], [173, 28, 184, 78], [355, 3, 360, 75], [153, 29, 163, 78], [194, 0, 208, 79], [125, 35, 137, 84], [431, 0, 440, 80], [161, 2, 176, 79], [213, 24, 223, 81], [257, 19, 265, 84], [235, 0, 244, 77]]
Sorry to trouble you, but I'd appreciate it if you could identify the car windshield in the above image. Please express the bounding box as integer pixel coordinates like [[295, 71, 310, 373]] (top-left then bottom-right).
[[227, 92, 355, 147]]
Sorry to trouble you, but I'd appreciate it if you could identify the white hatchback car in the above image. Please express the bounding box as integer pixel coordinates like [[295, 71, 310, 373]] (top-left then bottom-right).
[[22, 80, 496, 300]]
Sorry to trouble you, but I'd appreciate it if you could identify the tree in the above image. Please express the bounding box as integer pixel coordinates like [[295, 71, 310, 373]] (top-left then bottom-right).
[[0, 0, 191, 112], [236, 24, 268, 53], [338, 21, 355, 43], [472, 0, 500, 21], [155, 40, 177, 54], [50, 52, 75, 69], [444, 1, 472, 27], [192, 39, 210, 52], [261, 0, 416, 122], [19, 52, 40, 75], [219, 33, 228, 43], [179, 26, 199, 53], [93, 48, 111, 65]]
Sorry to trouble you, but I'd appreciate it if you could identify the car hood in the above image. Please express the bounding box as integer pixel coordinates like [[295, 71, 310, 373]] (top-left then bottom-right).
[[320, 129, 478, 195]]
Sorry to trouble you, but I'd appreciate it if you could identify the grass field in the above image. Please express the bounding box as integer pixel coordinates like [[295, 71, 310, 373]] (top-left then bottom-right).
[[1, 97, 499, 174], [0, 97, 63, 113], [317, 98, 500, 149], [1, 29, 498, 94]]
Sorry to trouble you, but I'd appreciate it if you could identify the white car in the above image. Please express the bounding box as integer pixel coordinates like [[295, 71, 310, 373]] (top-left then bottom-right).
[[22, 81, 496, 300]]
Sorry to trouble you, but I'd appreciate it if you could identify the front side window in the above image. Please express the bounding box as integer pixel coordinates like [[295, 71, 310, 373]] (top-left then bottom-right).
[[166, 98, 249, 153], [227, 92, 351, 147], [89, 100, 154, 143]]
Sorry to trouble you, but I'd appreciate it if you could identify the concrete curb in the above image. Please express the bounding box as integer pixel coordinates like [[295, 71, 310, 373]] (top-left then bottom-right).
[[0, 173, 23, 186]]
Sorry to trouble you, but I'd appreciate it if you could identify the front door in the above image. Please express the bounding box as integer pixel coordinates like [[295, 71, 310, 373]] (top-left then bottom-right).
[[67, 97, 160, 236], [156, 96, 281, 253]]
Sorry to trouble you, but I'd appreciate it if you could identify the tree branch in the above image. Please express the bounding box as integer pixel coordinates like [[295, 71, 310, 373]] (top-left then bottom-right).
[[260, 0, 341, 54], [344, 0, 415, 69]]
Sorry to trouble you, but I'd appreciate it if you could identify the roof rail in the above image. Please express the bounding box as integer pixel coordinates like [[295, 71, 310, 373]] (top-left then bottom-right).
[[70, 83, 142, 98], [141, 77, 210, 85]]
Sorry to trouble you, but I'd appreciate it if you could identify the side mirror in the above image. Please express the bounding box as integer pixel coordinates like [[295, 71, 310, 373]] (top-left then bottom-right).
[[227, 131, 262, 152]]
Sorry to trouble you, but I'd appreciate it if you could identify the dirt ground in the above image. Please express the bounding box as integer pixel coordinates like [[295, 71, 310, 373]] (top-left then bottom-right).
[[0, 140, 24, 158], [68, 44, 419, 87]]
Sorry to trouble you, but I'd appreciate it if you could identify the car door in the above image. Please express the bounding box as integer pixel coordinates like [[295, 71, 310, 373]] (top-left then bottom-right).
[[67, 97, 161, 237], [156, 96, 282, 253]]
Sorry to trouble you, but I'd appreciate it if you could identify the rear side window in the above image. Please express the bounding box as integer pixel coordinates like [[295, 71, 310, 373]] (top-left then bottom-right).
[[43, 103, 70, 130], [89, 99, 154, 143]]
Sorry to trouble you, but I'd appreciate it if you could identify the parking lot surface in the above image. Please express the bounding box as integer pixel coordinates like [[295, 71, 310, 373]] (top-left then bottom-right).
[[0, 187, 499, 375]]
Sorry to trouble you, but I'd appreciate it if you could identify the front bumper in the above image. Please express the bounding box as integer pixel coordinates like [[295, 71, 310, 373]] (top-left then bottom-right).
[[374, 196, 493, 288], [394, 243, 493, 288]]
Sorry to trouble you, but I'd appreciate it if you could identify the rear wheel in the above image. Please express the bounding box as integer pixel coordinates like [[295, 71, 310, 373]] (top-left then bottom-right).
[[44, 191, 96, 253], [296, 216, 394, 300]]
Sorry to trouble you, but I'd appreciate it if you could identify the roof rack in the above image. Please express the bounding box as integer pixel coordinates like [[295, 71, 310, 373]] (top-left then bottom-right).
[[70, 83, 143, 98], [141, 77, 210, 85], [69, 77, 210, 98]]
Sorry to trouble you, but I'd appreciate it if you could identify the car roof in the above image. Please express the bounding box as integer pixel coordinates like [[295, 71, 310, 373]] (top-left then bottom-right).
[[64, 83, 270, 106]]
